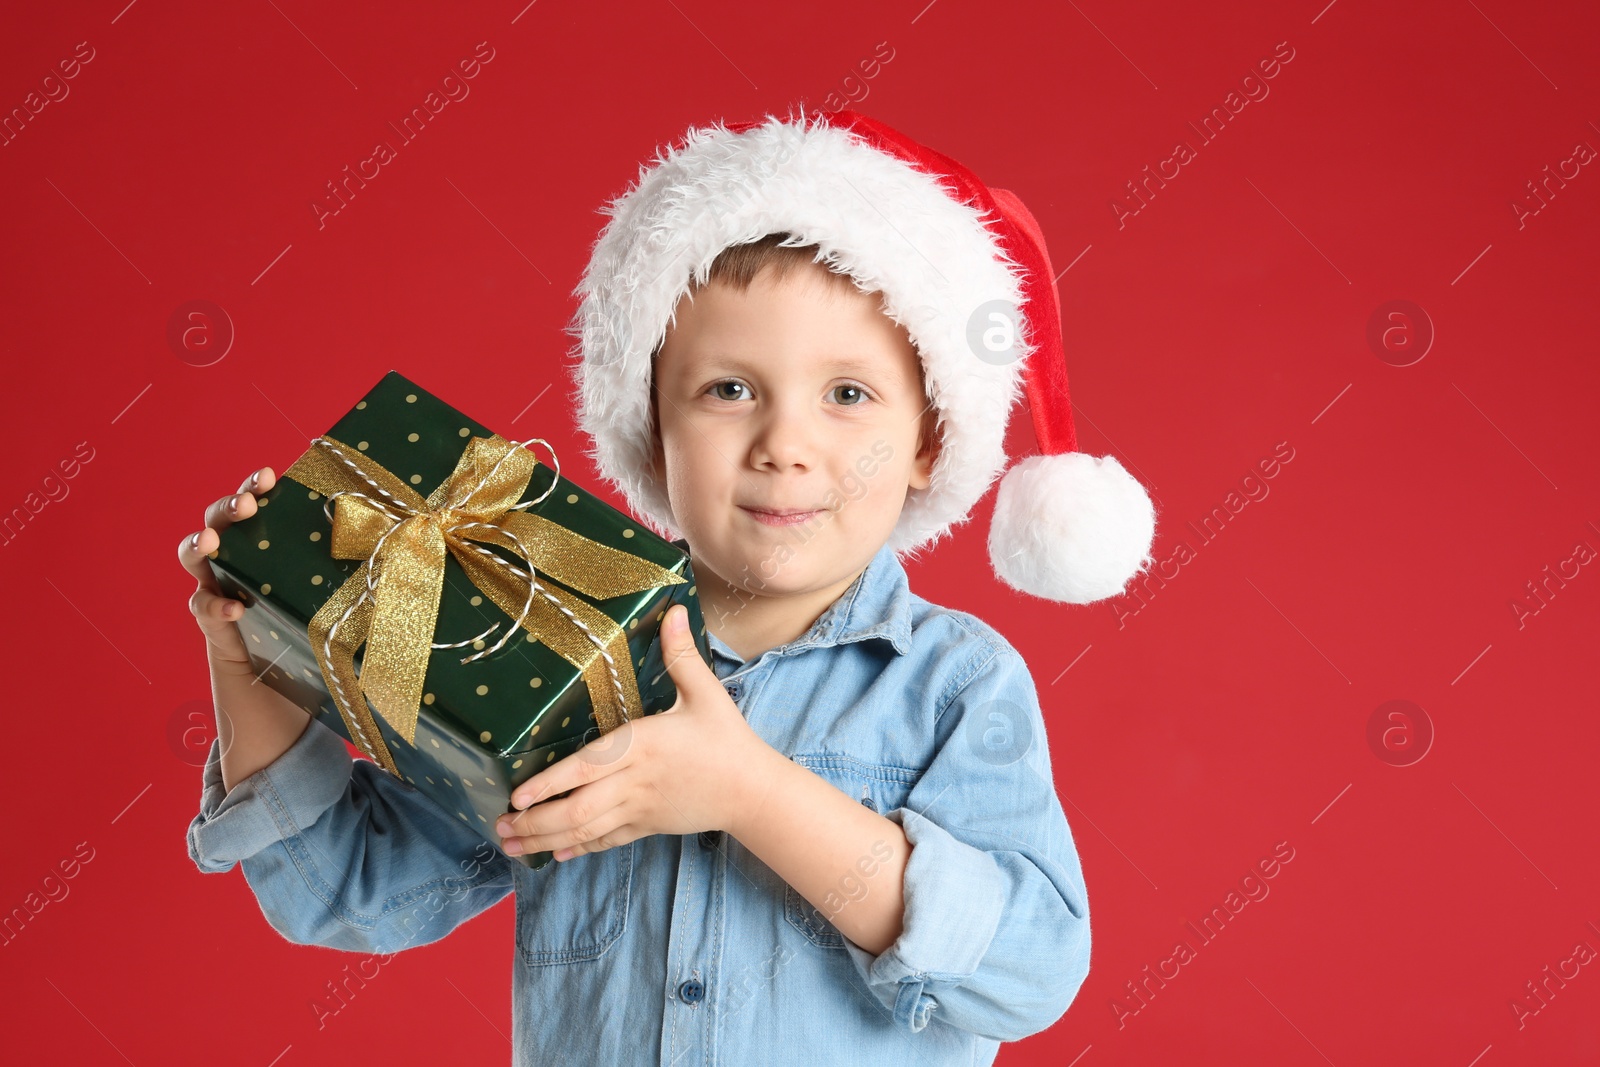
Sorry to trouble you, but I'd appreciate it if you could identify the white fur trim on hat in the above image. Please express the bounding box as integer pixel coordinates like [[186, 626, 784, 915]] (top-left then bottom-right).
[[565, 112, 1032, 559]]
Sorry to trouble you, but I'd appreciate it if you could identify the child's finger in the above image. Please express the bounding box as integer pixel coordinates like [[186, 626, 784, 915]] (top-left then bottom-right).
[[183, 465, 273, 587], [190, 585, 243, 627], [177, 527, 223, 590], [500, 808, 631, 859], [537, 822, 640, 861], [658, 604, 717, 706], [187, 583, 252, 664], [505, 739, 626, 814], [204, 489, 258, 532], [236, 466, 275, 496], [179, 528, 251, 658]]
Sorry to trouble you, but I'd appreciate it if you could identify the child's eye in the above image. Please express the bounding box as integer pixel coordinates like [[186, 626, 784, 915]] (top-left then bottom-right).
[[707, 380, 750, 402], [704, 380, 872, 405], [830, 383, 871, 406]]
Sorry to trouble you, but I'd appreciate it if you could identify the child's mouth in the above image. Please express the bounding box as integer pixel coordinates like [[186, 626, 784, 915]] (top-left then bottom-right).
[[738, 505, 821, 527]]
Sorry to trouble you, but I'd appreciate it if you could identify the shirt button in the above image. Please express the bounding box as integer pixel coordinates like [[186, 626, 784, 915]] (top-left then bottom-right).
[[723, 681, 741, 701], [678, 978, 705, 1003], [698, 830, 723, 849]]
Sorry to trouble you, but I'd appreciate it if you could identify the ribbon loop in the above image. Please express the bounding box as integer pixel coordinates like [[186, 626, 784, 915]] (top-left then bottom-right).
[[283, 432, 685, 774], [428, 433, 537, 519], [329, 494, 405, 560]]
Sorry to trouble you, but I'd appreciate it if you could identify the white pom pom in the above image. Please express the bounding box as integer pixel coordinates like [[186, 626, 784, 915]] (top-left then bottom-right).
[[987, 453, 1157, 604]]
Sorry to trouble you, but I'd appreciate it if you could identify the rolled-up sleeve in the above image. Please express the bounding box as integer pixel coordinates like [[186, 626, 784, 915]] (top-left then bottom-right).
[[186, 716, 516, 955], [187, 713, 355, 872], [840, 647, 1091, 1040]]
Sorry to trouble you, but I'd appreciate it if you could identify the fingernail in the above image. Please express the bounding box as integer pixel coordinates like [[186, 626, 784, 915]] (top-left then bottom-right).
[[670, 606, 687, 633], [228, 496, 239, 513], [190, 532, 200, 550], [250, 473, 259, 487], [502, 839, 523, 855]]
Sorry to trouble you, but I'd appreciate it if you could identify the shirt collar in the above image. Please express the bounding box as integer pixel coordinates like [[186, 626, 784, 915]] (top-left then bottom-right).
[[687, 540, 914, 667]]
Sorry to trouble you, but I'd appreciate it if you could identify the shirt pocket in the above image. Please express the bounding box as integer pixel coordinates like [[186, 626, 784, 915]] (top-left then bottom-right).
[[514, 838, 635, 967], [782, 752, 921, 951]]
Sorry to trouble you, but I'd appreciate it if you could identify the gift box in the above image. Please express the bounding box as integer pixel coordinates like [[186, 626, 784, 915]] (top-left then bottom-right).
[[207, 369, 711, 869]]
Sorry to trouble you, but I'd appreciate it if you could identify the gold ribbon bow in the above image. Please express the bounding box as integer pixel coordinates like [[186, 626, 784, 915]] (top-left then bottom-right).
[[282, 432, 685, 775]]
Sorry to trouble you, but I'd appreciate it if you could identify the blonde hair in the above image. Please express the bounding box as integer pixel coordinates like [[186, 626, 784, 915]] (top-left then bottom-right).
[[694, 232, 860, 293]]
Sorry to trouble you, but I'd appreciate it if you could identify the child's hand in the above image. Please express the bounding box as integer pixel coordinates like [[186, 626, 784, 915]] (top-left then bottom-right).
[[177, 466, 275, 677], [494, 604, 772, 861]]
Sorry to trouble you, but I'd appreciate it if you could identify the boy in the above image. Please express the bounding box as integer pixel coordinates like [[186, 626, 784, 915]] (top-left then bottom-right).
[[182, 109, 1155, 1065]]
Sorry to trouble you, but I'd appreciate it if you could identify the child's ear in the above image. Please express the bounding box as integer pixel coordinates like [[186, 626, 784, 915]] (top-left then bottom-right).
[[908, 410, 941, 491], [647, 376, 665, 482]]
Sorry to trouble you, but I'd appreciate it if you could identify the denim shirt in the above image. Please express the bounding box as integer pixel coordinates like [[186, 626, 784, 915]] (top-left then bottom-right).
[[187, 539, 1091, 1065]]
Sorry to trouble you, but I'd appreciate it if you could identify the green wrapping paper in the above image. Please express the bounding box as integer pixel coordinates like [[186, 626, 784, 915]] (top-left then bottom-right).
[[207, 369, 711, 869]]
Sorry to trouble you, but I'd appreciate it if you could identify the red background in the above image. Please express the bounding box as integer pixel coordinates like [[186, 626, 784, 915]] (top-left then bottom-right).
[[2, 1, 1597, 1063]]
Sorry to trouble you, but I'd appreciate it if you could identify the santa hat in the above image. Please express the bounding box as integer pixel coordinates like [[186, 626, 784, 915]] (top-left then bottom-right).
[[566, 107, 1156, 604]]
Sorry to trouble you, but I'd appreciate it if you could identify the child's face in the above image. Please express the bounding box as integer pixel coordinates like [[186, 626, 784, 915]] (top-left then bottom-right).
[[650, 262, 939, 605]]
